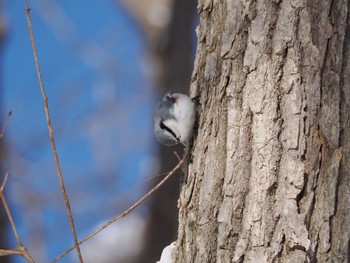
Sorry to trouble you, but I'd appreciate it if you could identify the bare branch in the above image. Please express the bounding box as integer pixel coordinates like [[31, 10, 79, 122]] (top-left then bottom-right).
[[23, 1, 83, 262], [134, 170, 175, 188], [52, 158, 184, 263], [0, 248, 22, 256], [174, 151, 181, 162], [0, 110, 12, 140], [0, 176, 35, 262], [0, 247, 35, 262], [0, 178, 21, 246], [0, 172, 9, 192]]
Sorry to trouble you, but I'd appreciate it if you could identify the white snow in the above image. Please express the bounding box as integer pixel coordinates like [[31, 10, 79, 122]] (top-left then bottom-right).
[[156, 241, 176, 263]]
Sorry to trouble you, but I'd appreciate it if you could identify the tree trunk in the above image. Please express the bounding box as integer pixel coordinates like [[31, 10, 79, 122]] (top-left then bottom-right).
[[175, 0, 350, 262]]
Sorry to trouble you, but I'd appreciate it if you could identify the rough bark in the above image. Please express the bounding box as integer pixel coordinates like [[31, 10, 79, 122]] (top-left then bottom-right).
[[176, 0, 350, 262]]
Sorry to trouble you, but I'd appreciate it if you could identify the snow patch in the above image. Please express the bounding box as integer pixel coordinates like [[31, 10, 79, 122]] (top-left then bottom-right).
[[156, 241, 176, 263]]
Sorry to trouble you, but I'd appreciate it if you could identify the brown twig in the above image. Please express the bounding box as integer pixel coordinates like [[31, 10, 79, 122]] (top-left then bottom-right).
[[0, 175, 35, 262], [0, 248, 22, 256], [0, 172, 9, 192], [0, 174, 21, 246], [52, 158, 184, 263], [0, 110, 12, 139], [24, 1, 83, 262], [134, 170, 173, 188], [0, 110, 34, 261], [174, 151, 181, 162]]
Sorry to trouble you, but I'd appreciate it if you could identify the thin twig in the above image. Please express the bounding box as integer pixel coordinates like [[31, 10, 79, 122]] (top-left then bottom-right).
[[52, 158, 184, 263], [134, 170, 172, 188], [0, 248, 22, 256], [0, 176, 35, 262], [24, 1, 83, 262], [0, 110, 12, 139], [132, 151, 182, 187], [174, 151, 181, 162], [0, 178, 22, 246], [0, 108, 34, 263], [0, 172, 9, 192]]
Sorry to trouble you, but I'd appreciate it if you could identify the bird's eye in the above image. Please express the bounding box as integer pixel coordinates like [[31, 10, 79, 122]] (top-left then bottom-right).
[[165, 94, 176, 104]]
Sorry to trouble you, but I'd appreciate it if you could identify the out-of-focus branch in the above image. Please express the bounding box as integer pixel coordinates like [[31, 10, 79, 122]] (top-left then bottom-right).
[[0, 173, 35, 262], [0, 16, 11, 259], [24, 1, 83, 262], [0, 76, 33, 263], [0, 248, 22, 256], [0, 173, 20, 244], [0, 111, 12, 140]]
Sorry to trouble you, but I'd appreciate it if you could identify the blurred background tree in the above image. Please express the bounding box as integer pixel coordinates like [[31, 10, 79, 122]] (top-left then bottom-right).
[[1, 5, 10, 262], [120, 0, 197, 262]]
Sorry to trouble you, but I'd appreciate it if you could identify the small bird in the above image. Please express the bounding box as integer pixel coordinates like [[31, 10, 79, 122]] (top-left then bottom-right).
[[153, 93, 196, 146]]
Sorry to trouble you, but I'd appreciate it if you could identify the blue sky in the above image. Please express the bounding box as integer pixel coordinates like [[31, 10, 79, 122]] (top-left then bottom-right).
[[2, 1, 157, 262]]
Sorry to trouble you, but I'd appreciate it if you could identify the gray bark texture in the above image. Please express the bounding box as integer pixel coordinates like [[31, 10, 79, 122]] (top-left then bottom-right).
[[175, 0, 350, 262]]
